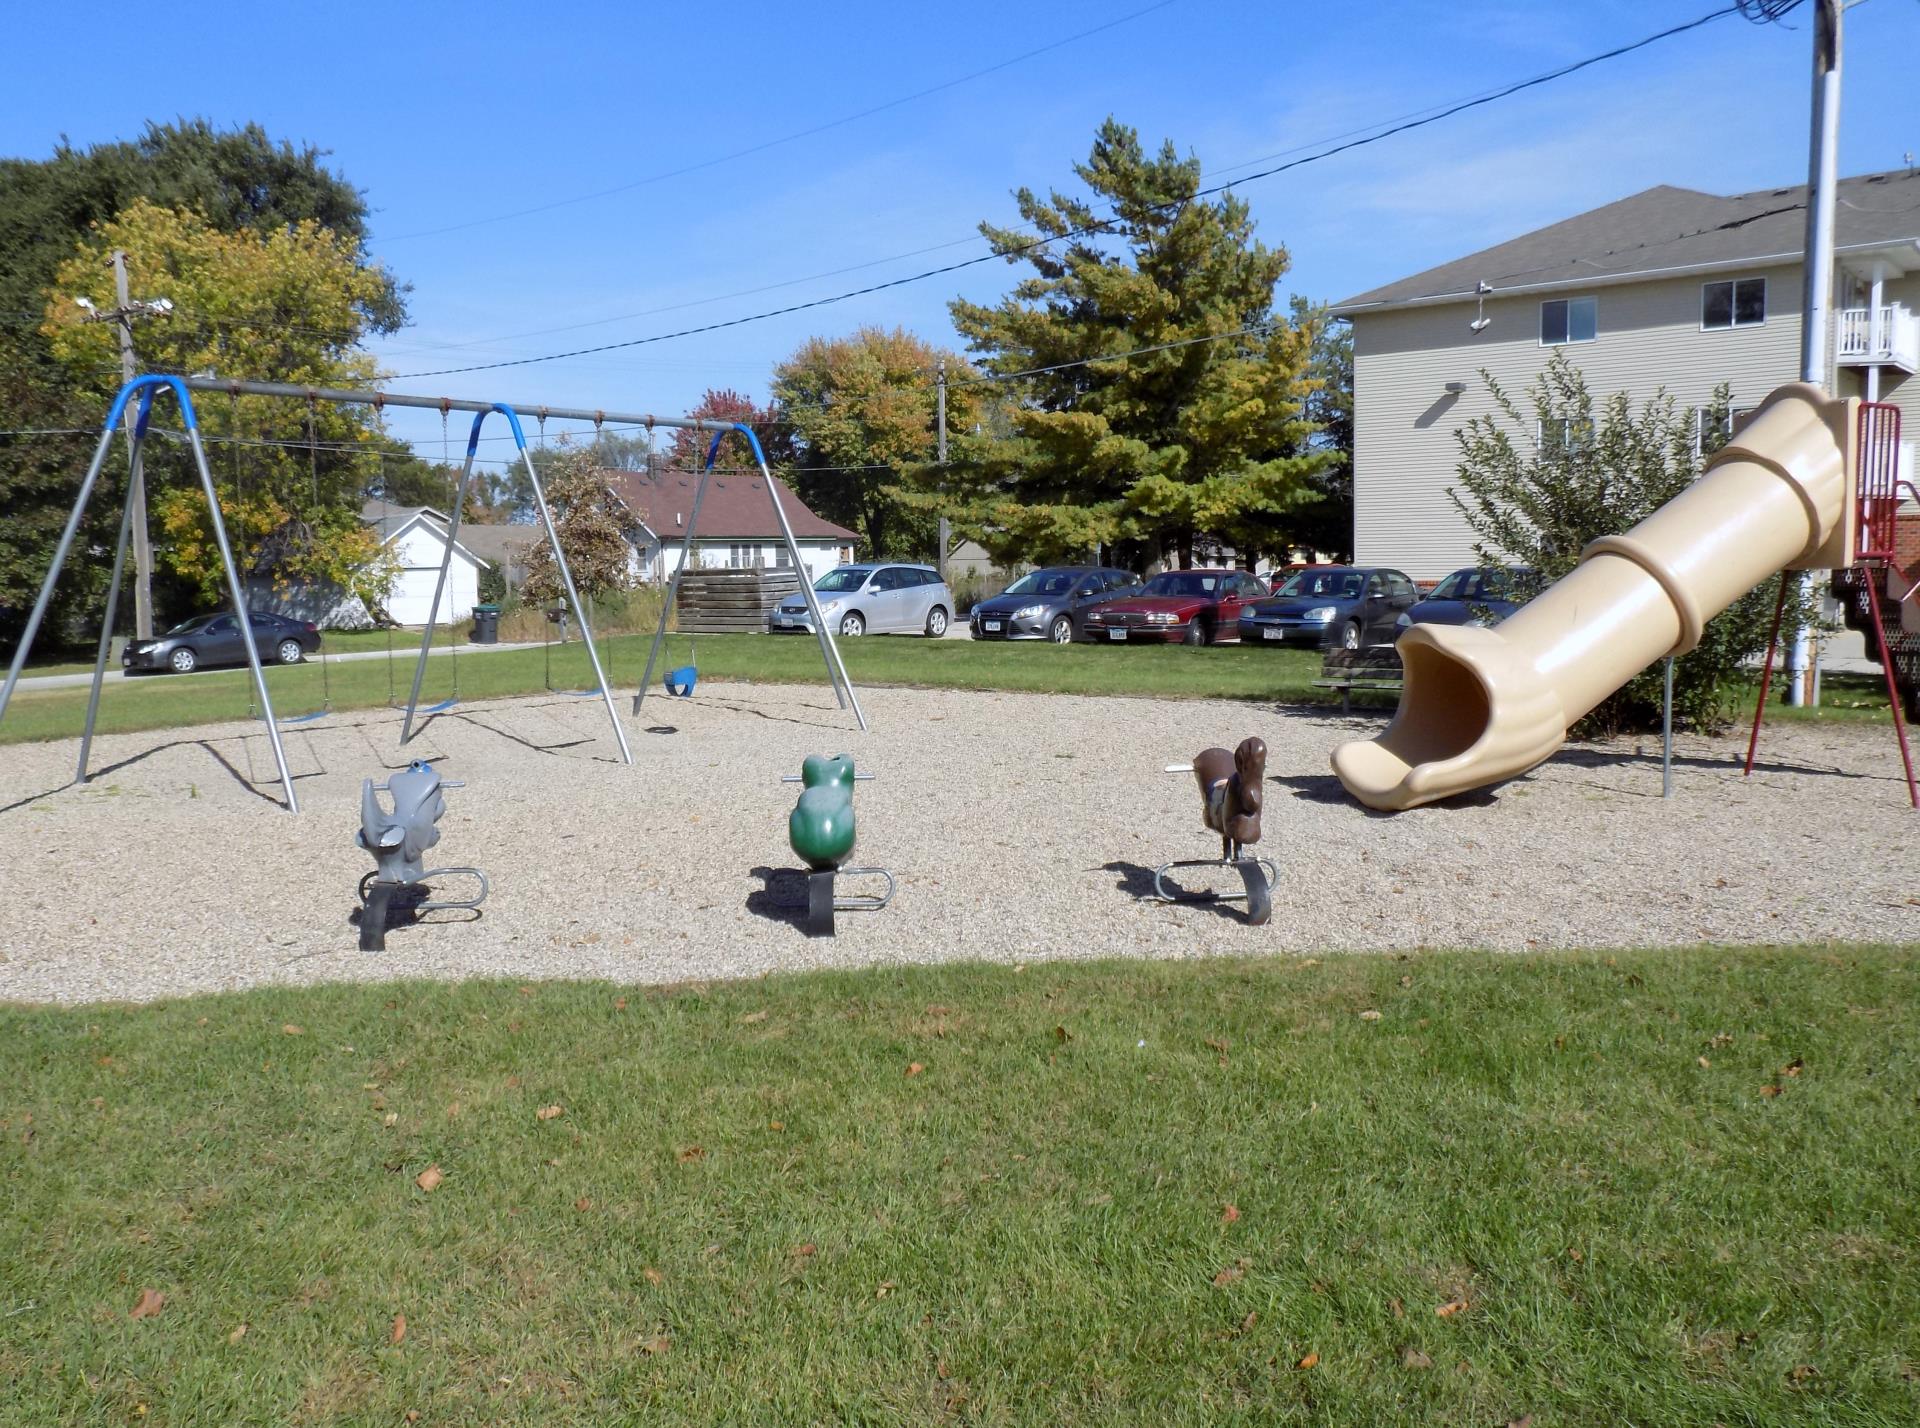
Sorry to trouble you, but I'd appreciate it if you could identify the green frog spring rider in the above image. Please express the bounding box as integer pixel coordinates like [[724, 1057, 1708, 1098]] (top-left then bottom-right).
[[784, 753, 895, 936]]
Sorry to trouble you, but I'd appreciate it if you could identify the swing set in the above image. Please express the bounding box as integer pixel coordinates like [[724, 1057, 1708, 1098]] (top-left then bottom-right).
[[0, 375, 870, 812]]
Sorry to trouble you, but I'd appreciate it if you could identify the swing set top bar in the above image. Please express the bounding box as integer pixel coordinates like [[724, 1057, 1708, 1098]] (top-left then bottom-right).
[[174, 375, 747, 436]]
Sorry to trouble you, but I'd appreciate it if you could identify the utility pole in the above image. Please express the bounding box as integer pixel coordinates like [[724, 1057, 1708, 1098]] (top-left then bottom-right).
[[935, 360, 950, 585], [82, 252, 171, 638], [1786, 0, 1842, 707]]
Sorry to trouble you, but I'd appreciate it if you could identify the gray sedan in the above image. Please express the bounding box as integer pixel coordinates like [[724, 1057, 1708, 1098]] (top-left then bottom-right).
[[122, 610, 322, 674], [968, 566, 1139, 642]]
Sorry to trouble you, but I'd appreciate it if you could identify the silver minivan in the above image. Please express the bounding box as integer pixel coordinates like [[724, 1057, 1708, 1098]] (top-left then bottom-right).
[[769, 563, 954, 638]]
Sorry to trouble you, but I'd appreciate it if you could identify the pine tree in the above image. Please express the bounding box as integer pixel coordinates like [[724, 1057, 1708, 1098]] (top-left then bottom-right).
[[940, 118, 1325, 569]]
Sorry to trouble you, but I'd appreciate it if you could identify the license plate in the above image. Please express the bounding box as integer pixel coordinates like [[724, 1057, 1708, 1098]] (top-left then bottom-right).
[[1262, 628, 1283, 640], [1107, 628, 1127, 641], [984, 620, 1001, 632]]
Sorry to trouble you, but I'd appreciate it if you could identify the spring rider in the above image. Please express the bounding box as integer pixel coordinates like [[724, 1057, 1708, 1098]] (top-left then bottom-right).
[[782, 753, 895, 936], [353, 760, 489, 951], [1153, 736, 1275, 926]]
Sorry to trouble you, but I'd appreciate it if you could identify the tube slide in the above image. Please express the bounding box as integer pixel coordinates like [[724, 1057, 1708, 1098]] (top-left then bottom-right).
[[1332, 383, 1857, 811]]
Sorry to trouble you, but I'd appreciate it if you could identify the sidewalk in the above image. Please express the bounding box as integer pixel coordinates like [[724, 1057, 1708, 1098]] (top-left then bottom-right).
[[11, 640, 542, 693]]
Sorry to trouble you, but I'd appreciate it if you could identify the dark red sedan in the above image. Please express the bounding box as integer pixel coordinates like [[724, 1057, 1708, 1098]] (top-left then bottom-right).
[[1080, 568, 1270, 645]]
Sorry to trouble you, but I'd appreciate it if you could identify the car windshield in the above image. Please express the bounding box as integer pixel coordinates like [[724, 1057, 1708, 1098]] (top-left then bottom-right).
[[1431, 568, 1525, 601], [814, 568, 871, 593], [1142, 572, 1222, 598], [1276, 569, 1364, 599], [1002, 569, 1077, 597], [165, 615, 216, 634]]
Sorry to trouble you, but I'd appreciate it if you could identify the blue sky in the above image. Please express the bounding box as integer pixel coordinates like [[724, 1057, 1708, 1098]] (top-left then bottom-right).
[[6, 0, 1918, 461]]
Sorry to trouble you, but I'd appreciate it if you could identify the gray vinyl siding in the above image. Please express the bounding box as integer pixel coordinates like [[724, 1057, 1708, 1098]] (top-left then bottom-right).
[[1350, 264, 1809, 581]]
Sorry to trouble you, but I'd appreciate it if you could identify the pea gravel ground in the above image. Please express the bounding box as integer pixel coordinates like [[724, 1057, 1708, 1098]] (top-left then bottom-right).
[[0, 680, 1911, 1005]]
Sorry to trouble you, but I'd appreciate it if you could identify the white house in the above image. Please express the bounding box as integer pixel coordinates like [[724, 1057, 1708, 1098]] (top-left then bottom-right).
[[361, 500, 486, 625], [603, 469, 859, 583], [1331, 167, 1920, 579]]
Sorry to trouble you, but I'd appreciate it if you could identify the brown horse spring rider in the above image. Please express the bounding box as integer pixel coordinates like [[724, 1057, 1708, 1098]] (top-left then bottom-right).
[[1190, 736, 1266, 861]]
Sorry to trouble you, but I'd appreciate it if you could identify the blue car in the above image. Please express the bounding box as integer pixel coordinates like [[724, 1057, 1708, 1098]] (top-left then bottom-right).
[[1399, 566, 1539, 632], [1238, 566, 1419, 650]]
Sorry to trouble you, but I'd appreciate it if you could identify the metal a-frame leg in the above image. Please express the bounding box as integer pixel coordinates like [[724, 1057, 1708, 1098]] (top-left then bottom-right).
[[0, 377, 298, 812]]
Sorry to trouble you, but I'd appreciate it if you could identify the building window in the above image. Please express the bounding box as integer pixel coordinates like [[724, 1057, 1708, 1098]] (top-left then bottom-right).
[[774, 544, 791, 568], [1694, 405, 1756, 458], [1540, 296, 1597, 346], [1702, 278, 1765, 330], [728, 542, 764, 567], [1539, 417, 1594, 454]]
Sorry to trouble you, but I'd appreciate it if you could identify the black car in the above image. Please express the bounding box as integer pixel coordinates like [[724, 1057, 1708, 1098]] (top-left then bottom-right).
[[122, 610, 323, 674], [1237, 565, 1419, 650], [968, 566, 1140, 643], [1399, 566, 1539, 631]]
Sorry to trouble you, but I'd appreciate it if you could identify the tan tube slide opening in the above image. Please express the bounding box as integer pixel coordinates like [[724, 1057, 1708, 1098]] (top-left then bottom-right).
[[1332, 383, 1856, 811]]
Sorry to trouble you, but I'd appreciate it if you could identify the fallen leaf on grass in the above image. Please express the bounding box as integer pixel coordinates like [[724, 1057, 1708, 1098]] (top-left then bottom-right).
[[1782, 1059, 1805, 1078], [536, 1105, 565, 1122], [227, 1323, 247, 1345], [414, 1165, 444, 1193], [642, 1334, 670, 1355], [1788, 1363, 1819, 1383], [1760, 1083, 1783, 1099], [1239, 1311, 1258, 1332], [1698, 1056, 1712, 1069], [642, 1268, 663, 1286], [768, 1120, 785, 1132], [129, 1288, 166, 1319], [875, 1281, 897, 1299], [737, 1010, 768, 1025], [281, 1024, 304, 1036], [390, 1314, 406, 1345], [1204, 1036, 1230, 1053], [383, 1112, 398, 1128], [793, 1243, 817, 1257], [1389, 1297, 1405, 1318], [445, 1101, 462, 1120], [906, 1062, 925, 1077], [1359, 1009, 1383, 1022], [575, 1197, 592, 1212], [676, 1145, 705, 1163], [1211, 1258, 1250, 1287], [1222, 1204, 1241, 1225], [1435, 1298, 1468, 1318], [1399, 1346, 1432, 1370], [1296, 1351, 1319, 1370], [613, 997, 628, 1011], [1507, 1416, 1534, 1428], [1054, 1025, 1073, 1043]]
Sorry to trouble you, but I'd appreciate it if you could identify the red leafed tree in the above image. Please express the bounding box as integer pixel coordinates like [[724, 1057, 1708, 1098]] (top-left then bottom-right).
[[668, 388, 796, 471]]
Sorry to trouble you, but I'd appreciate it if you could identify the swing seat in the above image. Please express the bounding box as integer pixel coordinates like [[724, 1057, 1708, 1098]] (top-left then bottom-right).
[[418, 696, 460, 714], [664, 665, 698, 697]]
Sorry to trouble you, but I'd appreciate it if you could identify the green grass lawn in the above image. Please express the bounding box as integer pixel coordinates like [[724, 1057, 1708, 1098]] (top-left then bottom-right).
[[2, 948, 1916, 1425], [0, 636, 1332, 746], [0, 630, 1896, 748]]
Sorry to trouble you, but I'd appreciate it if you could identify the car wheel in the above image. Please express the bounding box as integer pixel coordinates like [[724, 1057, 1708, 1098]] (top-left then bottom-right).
[[1340, 618, 1364, 651], [275, 638, 304, 665], [838, 612, 865, 638], [1183, 619, 1208, 647], [1049, 614, 1073, 644], [169, 647, 197, 674], [924, 606, 949, 638]]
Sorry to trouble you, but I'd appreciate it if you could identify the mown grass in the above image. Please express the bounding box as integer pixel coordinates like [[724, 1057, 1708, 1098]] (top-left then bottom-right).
[[2, 947, 1916, 1425], [0, 637, 1331, 746], [0, 632, 1894, 747]]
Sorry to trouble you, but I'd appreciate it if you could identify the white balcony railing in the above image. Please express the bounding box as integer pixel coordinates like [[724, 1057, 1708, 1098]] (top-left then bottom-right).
[[1837, 303, 1920, 372]]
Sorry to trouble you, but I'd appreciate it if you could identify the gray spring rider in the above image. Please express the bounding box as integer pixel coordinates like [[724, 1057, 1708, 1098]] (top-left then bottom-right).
[[354, 760, 489, 951]]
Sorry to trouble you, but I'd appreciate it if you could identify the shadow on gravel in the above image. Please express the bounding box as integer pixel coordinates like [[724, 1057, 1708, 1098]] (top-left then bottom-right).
[[1265, 771, 1500, 812], [1553, 746, 1877, 781], [1099, 860, 1250, 924], [746, 866, 811, 929], [0, 735, 324, 815], [440, 710, 608, 761], [705, 698, 861, 732]]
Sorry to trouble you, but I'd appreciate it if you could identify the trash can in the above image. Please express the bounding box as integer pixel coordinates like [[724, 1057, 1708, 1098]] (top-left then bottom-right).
[[470, 604, 500, 644]]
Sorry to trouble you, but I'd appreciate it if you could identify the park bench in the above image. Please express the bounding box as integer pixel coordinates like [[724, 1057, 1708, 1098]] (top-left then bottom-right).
[[1313, 646, 1405, 715]]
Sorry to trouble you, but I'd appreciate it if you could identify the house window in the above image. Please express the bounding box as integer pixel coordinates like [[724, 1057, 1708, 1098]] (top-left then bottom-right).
[[728, 542, 763, 567], [1702, 278, 1765, 330], [1540, 296, 1597, 346], [774, 544, 791, 568], [1539, 417, 1594, 454], [1694, 405, 1756, 457]]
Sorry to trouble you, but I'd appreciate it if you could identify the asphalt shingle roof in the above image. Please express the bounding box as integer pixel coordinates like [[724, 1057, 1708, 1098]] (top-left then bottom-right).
[[604, 469, 859, 543], [1333, 168, 1920, 312]]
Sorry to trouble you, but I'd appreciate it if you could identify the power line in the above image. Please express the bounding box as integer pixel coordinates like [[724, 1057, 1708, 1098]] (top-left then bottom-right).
[[375, 0, 1179, 243], [381, 3, 1746, 383]]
